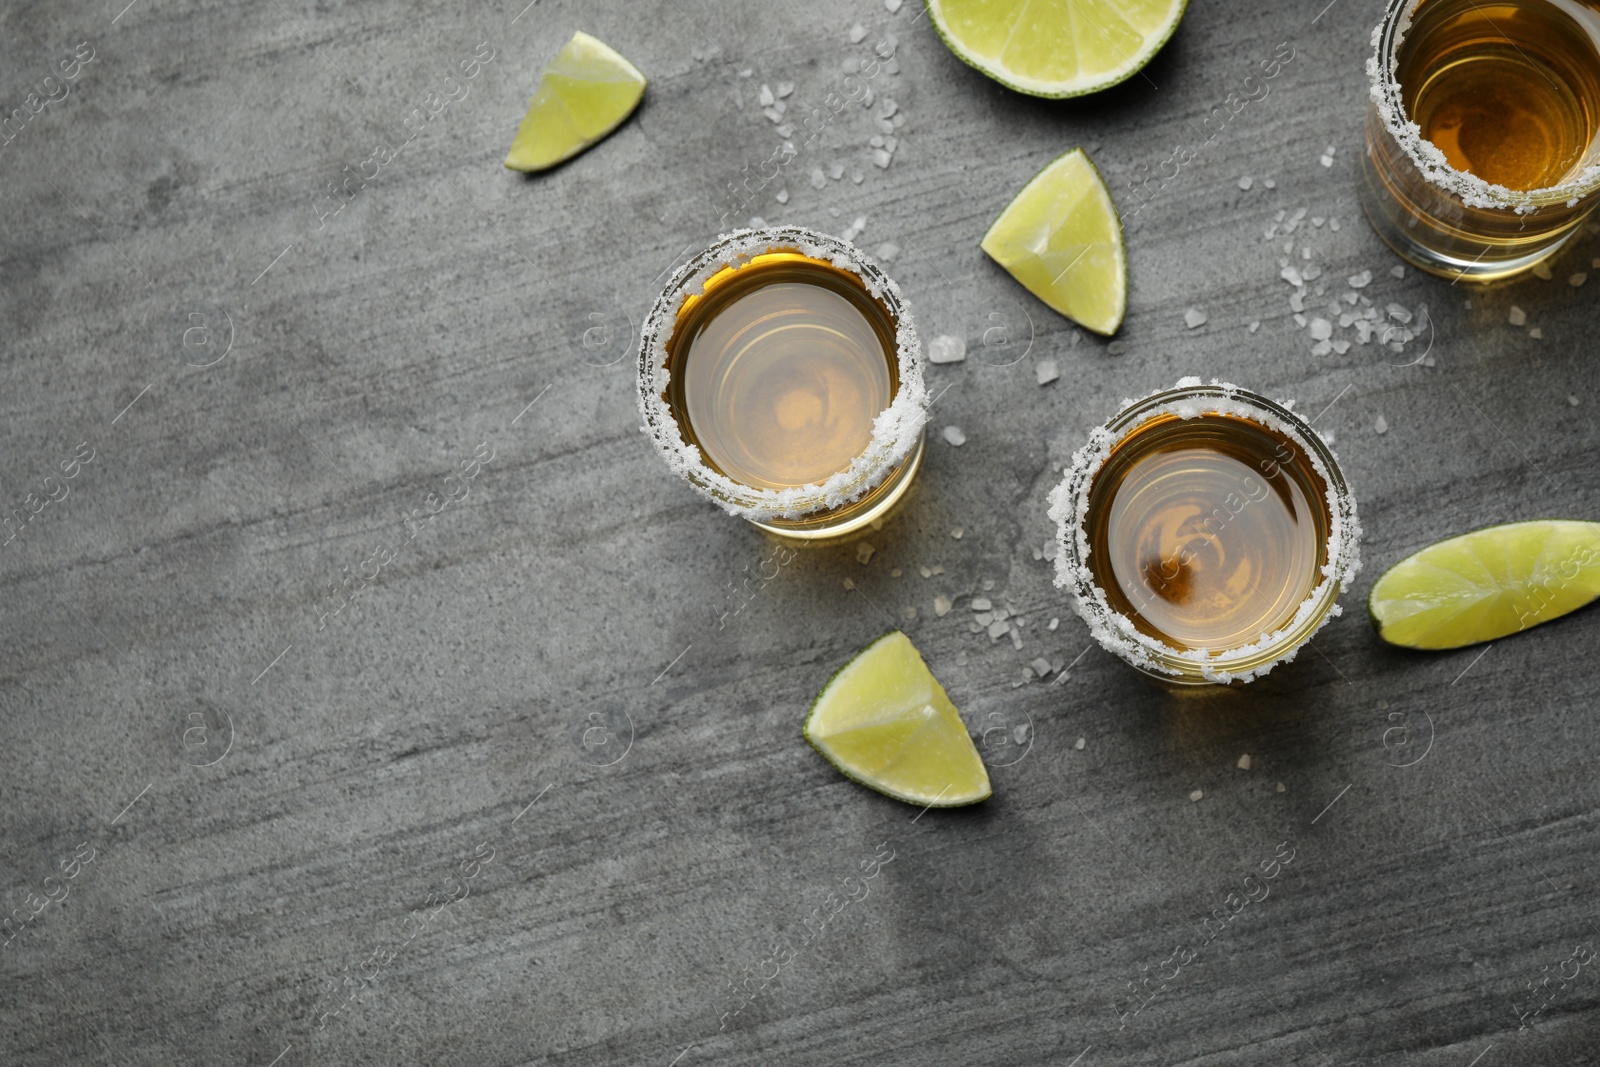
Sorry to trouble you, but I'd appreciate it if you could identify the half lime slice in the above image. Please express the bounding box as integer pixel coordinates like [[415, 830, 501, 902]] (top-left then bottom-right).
[[981, 148, 1127, 335], [1369, 520, 1600, 649], [803, 631, 991, 807], [926, 0, 1187, 98], [504, 31, 646, 172]]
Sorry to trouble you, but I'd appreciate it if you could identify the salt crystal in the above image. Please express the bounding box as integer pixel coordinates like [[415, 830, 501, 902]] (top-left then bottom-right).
[[851, 171, 864, 184], [1048, 617, 1059, 631], [1311, 339, 1332, 356], [1303, 264, 1322, 281], [748, 216, 767, 227], [1036, 358, 1060, 386], [988, 620, 1009, 640], [950, 528, 963, 540], [884, 135, 898, 153], [919, 566, 932, 578], [762, 106, 783, 123], [886, 0, 903, 11], [1265, 178, 1276, 189], [1375, 414, 1388, 434], [1390, 265, 1405, 279], [869, 134, 884, 148], [934, 595, 952, 617], [810, 168, 826, 190], [981, 579, 994, 590], [1329, 219, 1340, 230], [942, 425, 966, 446], [843, 578, 854, 589], [1331, 339, 1350, 355], [891, 108, 904, 124], [1237, 754, 1251, 770], [1106, 340, 1128, 356], [903, 606, 918, 620], [891, 568, 901, 577], [1309, 318, 1332, 340], [1293, 313, 1308, 327], [1320, 154, 1334, 168], [1281, 266, 1304, 287], [931, 565, 944, 575], [1189, 789, 1204, 802], [1184, 307, 1208, 329], [758, 84, 774, 107], [848, 22, 867, 42], [1009, 629, 1023, 650], [1532, 260, 1553, 280], [1277, 782, 1286, 793], [1570, 273, 1588, 287], [928, 335, 967, 364], [1386, 304, 1412, 324], [856, 542, 875, 565], [1508, 306, 1526, 326], [1344, 292, 1359, 305], [1248, 321, 1261, 334], [776, 81, 795, 98], [872, 149, 892, 169], [971, 597, 992, 611], [1075, 737, 1086, 750], [875, 241, 900, 262], [1238, 176, 1253, 190], [829, 162, 844, 179], [1569, 395, 1580, 406], [1348, 270, 1372, 288], [1530, 327, 1543, 340], [775, 189, 789, 204], [1302, 247, 1312, 261]]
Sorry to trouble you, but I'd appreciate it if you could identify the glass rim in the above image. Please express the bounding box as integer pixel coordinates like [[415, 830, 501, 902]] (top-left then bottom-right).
[[1368, 0, 1600, 212], [1048, 379, 1363, 685], [636, 226, 928, 522]]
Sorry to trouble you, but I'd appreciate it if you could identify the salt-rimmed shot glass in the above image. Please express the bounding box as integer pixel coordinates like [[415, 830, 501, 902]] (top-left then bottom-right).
[[1360, 0, 1600, 281], [638, 227, 928, 540], [1048, 379, 1361, 686]]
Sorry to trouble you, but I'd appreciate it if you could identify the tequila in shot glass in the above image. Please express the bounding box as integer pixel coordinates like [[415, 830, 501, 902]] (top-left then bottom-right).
[[1050, 380, 1361, 685], [638, 227, 928, 540], [1361, 0, 1600, 280]]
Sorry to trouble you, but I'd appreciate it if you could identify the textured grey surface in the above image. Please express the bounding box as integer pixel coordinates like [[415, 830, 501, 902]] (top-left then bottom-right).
[[3, 0, 1599, 1064]]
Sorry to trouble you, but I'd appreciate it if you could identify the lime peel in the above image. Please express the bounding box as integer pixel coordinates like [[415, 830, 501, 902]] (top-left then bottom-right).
[[1369, 519, 1600, 649], [803, 631, 991, 807], [504, 31, 645, 172]]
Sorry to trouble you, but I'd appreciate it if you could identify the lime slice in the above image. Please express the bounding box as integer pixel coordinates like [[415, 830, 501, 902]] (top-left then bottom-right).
[[981, 148, 1127, 335], [1369, 520, 1600, 649], [803, 631, 991, 807], [926, 0, 1187, 98], [503, 31, 646, 172]]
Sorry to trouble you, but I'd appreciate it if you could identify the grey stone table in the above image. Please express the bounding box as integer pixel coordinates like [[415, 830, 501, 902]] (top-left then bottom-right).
[[3, 0, 1598, 1063]]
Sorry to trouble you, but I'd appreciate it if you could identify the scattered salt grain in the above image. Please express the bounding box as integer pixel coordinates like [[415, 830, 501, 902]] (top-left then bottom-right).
[[758, 84, 774, 107], [1571, 273, 1588, 287], [1374, 414, 1388, 435], [848, 22, 867, 42], [886, 0, 903, 11], [851, 171, 864, 184], [903, 606, 918, 620], [775, 189, 789, 204], [1036, 358, 1060, 386], [856, 542, 875, 565], [971, 597, 992, 611], [872, 149, 892, 169], [1031, 657, 1053, 677], [1075, 737, 1086, 750], [934, 595, 952, 617], [1569, 395, 1580, 406], [891, 568, 901, 577], [810, 168, 826, 189], [1309, 318, 1333, 341], [1184, 307, 1208, 329], [1532, 260, 1553, 280], [918, 566, 931, 578], [1329, 219, 1340, 231], [942, 425, 967, 446], [1248, 321, 1261, 333], [1348, 270, 1373, 288], [1277, 782, 1286, 793], [928, 335, 967, 364], [875, 241, 900, 262], [1238, 176, 1253, 190], [988, 620, 1010, 640], [776, 81, 795, 98], [1530, 327, 1543, 340], [1048, 617, 1059, 631], [1265, 178, 1276, 189], [1509, 306, 1527, 326], [1390, 265, 1405, 279], [950, 527, 963, 540], [1237, 754, 1252, 770], [1189, 789, 1204, 802], [829, 162, 844, 179], [842, 578, 854, 589]]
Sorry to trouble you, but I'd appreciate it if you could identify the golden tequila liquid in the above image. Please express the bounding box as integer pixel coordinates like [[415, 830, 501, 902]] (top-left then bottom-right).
[[1362, 0, 1600, 279], [1085, 414, 1331, 651], [1053, 383, 1360, 685], [640, 229, 926, 539]]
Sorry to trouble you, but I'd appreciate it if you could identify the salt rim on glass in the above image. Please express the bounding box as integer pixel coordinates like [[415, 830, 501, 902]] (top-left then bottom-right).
[[1048, 378, 1363, 684], [1368, 0, 1600, 215], [636, 226, 928, 522]]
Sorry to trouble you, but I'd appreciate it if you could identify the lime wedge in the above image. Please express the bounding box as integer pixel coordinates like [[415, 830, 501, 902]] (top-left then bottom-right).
[[803, 631, 991, 807], [503, 31, 646, 172], [1369, 520, 1600, 649], [926, 0, 1187, 98], [981, 148, 1126, 335]]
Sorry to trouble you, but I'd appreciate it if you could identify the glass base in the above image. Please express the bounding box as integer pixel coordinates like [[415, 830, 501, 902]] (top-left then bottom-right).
[[753, 432, 925, 542]]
